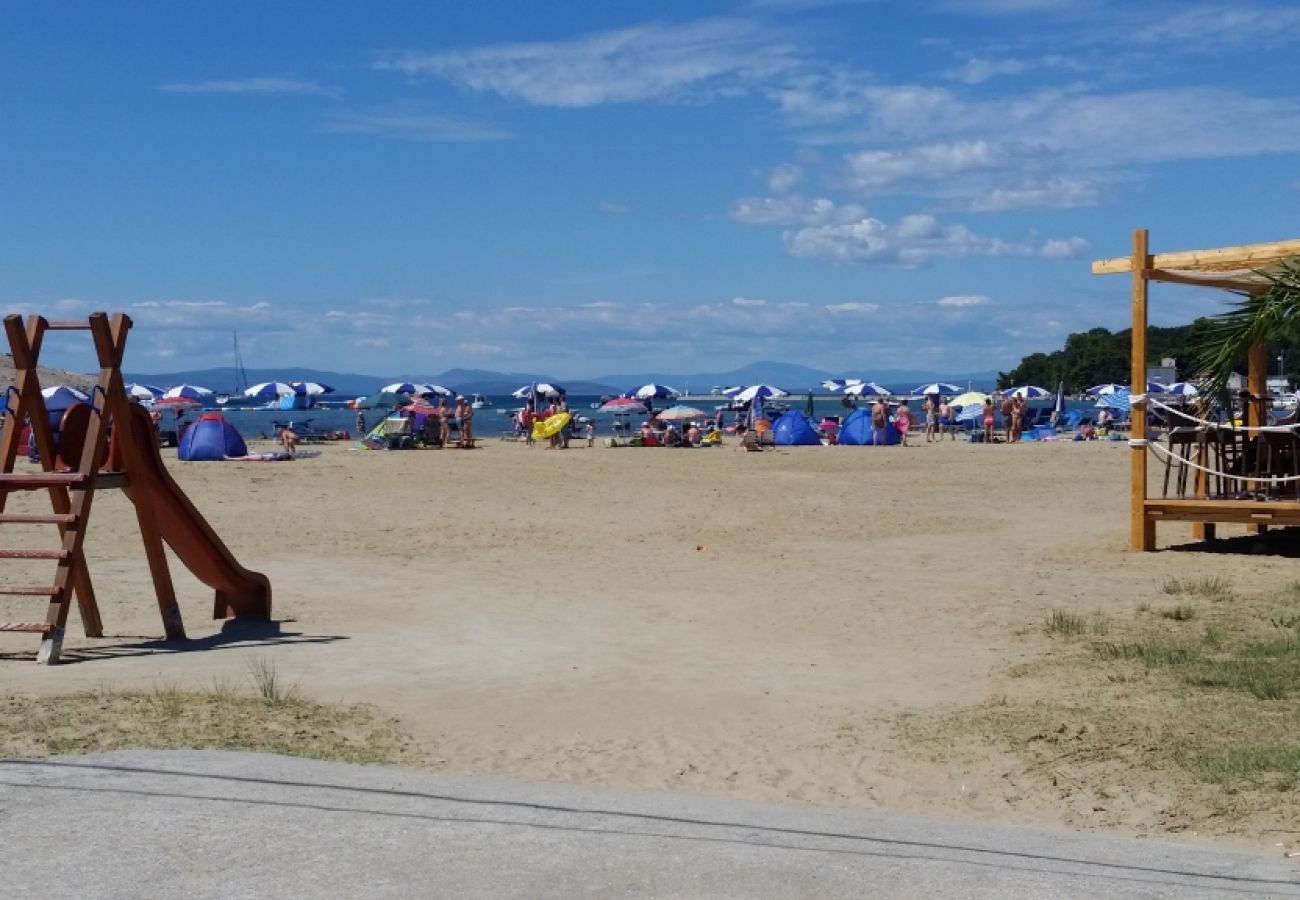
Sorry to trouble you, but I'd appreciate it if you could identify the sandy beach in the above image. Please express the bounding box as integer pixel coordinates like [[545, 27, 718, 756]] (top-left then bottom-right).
[[2, 436, 1295, 846]]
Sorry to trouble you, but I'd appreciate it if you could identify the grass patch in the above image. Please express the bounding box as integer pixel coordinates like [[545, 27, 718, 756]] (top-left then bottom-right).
[[1161, 576, 1233, 601], [1158, 604, 1197, 622], [1044, 609, 1088, 638], [1092, 640, 1197, 667], [1176, 745, 1300, 790], [246, 654, 301, 705], [0, 688, 423, 765]]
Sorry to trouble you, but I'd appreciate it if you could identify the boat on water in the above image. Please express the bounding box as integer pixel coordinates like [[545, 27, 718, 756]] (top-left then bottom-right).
[[214, 332, 250, 406], [471, 393, 491, 409]]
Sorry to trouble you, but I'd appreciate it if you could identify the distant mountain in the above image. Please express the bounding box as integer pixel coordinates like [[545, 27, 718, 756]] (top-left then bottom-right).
[[127, 361, 998, 398]]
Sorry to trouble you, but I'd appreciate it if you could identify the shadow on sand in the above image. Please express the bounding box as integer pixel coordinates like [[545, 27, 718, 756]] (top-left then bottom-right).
[[1166, 525, 1300, 558], [0, 619, 347, 665]]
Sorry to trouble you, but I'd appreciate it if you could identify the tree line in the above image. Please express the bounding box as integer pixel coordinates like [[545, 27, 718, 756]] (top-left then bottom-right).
[[997, 319, 1300, 393]]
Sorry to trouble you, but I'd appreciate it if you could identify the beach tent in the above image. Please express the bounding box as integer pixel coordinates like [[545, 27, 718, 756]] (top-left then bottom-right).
[[178, 413, 248, 461], [771, 411, 821, 446], [837, 408, 900, 445]]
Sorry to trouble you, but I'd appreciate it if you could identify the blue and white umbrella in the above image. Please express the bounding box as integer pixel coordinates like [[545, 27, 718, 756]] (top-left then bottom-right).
[[822, 378, 864, 391], [1086, 383, 1125, 396], [625, 383, 681, 401], [912, 382, 962, 396], [842, 381, 890, 397], [1096, 390, 1132, 412], [125, 383, 165, 401], [1053, 382, 1066, 419], [1002, 385, 1051, 399], [162, 384, 214, 401], [1164, 382, 1200, 397], [244, 382, 298, 400], [290, 381, 334, 396], [41, 385, 90, 409], [511, 382, 565, 399], [726, 384, 790, 404]]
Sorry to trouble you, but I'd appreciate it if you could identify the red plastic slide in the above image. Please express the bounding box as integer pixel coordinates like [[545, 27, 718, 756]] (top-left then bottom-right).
[[120, 405, 272, 620]]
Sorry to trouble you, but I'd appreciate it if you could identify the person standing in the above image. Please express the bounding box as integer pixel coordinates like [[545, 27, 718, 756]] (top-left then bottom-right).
[[870, 397, 888, 446], [923, 394, 939, 443], [894, 399, 912, 447], [982, 396, 996, 444], [1000, 391, 1015, 442], [938, 396, 954, 440], [455, 395, 474, 447], [355, 410, 366, 438], [1010, 394, 1025, 443]]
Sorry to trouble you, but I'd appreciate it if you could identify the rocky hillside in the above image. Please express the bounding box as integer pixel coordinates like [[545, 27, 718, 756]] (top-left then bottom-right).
[[0, 354, 97, 392]]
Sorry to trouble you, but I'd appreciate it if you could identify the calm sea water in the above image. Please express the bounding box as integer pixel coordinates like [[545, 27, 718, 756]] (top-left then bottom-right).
[[175, 393, 1100, 441]]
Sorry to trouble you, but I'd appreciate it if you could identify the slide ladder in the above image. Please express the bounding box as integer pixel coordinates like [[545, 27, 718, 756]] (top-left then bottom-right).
[[0, 313, 267, 665]]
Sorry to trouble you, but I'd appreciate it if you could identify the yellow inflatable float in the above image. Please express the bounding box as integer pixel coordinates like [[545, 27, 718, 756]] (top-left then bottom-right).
[[532, 411, 572, 440]]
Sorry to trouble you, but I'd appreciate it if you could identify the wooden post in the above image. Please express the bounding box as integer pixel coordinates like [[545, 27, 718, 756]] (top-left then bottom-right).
[[1246, 341, 1269, 534], [1130, 229, 1155, 550]]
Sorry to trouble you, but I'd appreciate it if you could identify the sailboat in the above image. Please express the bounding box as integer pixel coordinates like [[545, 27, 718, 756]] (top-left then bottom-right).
[[215, 332, 250, 405]]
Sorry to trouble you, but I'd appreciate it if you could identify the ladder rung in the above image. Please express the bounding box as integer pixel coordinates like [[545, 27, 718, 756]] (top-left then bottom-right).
[[44, 322, 93, 331], [0, 585, 59, 596], [0, 473, 89, 489], [0, 622, 54, 633], [0, 513, 76, 525], [0, 549, 69, 560]]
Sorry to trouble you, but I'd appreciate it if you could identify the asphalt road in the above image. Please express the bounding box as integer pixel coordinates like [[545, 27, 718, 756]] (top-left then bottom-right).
[[1, 750, 1296, 899]]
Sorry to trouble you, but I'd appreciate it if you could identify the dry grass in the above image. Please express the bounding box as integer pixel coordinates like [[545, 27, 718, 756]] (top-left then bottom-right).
[[0, 685, 423, 766], [903, 578, 1300, 837]]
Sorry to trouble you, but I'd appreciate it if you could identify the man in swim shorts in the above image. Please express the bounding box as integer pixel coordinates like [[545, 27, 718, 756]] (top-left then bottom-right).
[[923, 394, 939, 443], [870, 397, 888, 446], [938, 396, 954, 440]]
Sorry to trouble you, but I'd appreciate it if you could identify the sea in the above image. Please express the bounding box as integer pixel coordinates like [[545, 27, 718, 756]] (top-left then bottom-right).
[[174, 393, 1104, 441]]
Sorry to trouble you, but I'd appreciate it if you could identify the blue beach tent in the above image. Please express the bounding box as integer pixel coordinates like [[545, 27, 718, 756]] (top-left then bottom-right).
[[838, 408, 900, 445], [178, 413, 248, 461], [771, 411, 821, 446]]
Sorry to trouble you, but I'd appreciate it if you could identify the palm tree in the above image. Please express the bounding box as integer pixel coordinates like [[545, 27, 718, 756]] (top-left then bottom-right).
[[1196, 260, 1300, 405]]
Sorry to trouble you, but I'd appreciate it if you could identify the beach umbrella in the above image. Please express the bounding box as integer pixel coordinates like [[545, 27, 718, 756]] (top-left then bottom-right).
[[1144, 381, 1171, 394], [244, 382, 298, 400], [600, 397, 646, 413], [842, 382, 890, 397], [727, 384, 790, 404], [912, 382, 961, 396], [39, 385, 90, 410], [380, 382, 444, 397], [162, 384, 214, 401], [1097, 390, 1132, 411], [290, 381, 334, 396], [626, 383, 681, 401], [655, 405, 709, 422], [821, 378, 864, 391], [949, 390, 989, 409], [125, 383, 165, 401], [1053, 382, 1066, 420], [1002, 385, 1050, 399], [1164, 382, 1200, 397], [956, 403, 985, 423], [511, 382, 565, 399], [1086, 383, 1125, 396], [152, 395, 202, 409]]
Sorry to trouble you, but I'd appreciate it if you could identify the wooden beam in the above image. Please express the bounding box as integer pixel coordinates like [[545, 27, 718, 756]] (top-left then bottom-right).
[[1147, 499, 1300, 525], [1144, 270, 1270, 294], [1092, 237, 1300, 275], [1130, 229, 1155, 551]]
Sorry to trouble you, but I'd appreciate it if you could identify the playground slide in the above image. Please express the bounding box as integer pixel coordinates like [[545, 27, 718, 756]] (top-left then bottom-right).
[[120, 405, 272, 621]]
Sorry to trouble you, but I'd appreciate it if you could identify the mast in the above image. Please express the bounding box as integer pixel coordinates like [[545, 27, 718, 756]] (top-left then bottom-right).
[[232, 332, 248, 394]]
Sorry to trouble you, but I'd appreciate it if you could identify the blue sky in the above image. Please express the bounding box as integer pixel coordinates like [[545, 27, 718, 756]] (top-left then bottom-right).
[[4, 0, 1299, 379]]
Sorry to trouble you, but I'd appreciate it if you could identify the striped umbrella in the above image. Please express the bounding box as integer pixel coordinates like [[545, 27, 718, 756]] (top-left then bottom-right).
[[842, 382, 890, 397], [162, 384, 214, 400]]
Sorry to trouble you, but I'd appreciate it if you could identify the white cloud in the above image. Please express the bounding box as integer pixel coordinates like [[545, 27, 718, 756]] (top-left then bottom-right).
[[460, 341, 505, 356], [729, 194, 865, 225], [1122, 5, 1300, 49], [732, 297, 767, 307], [766, 163, 804, 193], [968, 177, 1101, 211], [937, 295, 990, 308], [376, 18, 801, 108], [1039, 236, 1090, 258], [945, 57, 1031, 85], [323, 103, 513, 142], [597, 201, 629, 215], [842, 140, 1001, 192], [824, 301, 879, 315], [159, 77, 335, 97]]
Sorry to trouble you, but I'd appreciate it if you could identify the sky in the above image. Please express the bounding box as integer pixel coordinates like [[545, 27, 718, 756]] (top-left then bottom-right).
[[3, 0, 1299, 379]]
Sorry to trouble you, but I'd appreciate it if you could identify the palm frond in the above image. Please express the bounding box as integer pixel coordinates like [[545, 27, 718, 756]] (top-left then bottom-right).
[[1194, 260, 1300, 407]]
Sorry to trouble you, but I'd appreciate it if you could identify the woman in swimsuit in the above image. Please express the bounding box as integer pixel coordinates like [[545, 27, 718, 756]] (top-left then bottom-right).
[[894, 399, 912, 447], [923, 394, 938, 443], [982, 397, 995, 444]]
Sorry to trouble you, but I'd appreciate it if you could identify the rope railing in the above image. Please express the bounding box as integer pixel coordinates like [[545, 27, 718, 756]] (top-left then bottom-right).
[[1131, 436, 1300, 487], [1131, 394, 1300, 434]]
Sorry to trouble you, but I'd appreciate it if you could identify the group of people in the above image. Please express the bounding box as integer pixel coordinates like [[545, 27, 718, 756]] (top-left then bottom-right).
[[979, 392, 1032, 444]]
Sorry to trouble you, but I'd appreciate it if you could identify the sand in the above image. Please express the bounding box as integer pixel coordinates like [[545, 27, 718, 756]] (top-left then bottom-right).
[[1, 434, 1293, 844]]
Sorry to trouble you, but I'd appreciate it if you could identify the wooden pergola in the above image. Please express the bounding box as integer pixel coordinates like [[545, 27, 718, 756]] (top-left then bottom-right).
[[1092, 229, 1300, 551]]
